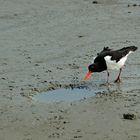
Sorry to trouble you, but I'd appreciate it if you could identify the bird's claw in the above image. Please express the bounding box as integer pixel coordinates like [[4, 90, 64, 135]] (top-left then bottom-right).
[[100, 82, 113, 87], [114, 78, 121, 83]]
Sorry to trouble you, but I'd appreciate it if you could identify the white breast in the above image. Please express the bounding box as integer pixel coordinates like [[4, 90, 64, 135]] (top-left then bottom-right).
[[104, 52, 132, 70]]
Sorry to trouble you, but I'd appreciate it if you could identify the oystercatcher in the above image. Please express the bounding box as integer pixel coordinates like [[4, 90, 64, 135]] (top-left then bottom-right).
[[84, 46, 138, 84]]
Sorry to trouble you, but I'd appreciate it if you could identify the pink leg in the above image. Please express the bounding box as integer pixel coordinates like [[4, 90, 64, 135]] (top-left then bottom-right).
[[114, 68, 122, 83]]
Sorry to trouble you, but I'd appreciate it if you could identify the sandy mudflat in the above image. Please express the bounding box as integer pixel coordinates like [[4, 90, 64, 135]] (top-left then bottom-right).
[[0, 0, 140, 139]]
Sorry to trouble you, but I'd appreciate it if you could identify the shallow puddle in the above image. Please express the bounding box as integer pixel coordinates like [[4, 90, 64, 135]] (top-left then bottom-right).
[[32, 87, 98, 103]]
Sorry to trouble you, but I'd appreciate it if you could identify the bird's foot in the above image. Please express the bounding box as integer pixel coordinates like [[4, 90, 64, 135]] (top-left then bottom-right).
[[100, 82, 113, 87], [114, 78, 121, 83]]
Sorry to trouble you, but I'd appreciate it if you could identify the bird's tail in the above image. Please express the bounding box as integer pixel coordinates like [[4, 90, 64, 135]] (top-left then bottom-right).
[[120, 46, 138, 52]]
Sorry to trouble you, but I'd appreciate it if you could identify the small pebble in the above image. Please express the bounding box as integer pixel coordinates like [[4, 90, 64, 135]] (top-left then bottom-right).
[[78, 35, 84, 38], [123, 113, 136, 120], [133, 4, 137, 7], [92, 1, 98, 4]]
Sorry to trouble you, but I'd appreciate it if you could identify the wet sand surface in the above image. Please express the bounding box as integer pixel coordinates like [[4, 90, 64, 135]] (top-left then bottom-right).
[[0, 0, 140, 139]]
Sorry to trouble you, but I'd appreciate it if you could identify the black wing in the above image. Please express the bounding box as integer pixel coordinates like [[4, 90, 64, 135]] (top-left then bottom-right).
[[111, 46, 137, 62], [95, 46, 137, 63]]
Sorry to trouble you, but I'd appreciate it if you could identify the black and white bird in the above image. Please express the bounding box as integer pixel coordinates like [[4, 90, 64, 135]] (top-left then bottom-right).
[[84, 46, 138, 84]]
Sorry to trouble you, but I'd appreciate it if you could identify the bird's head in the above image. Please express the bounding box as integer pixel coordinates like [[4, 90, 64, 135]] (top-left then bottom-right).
[[84, 63, 96, 80]]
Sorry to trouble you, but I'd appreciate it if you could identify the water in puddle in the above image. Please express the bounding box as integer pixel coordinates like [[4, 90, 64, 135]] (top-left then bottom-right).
[[32, 87, 97, 103]]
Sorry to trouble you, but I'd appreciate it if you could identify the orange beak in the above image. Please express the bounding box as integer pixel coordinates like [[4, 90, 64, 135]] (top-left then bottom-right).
[[84, 71, 92, 81]]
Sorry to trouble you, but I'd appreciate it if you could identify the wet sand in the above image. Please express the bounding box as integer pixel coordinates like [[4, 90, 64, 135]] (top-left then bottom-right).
[[0, 0, 140, 139]]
